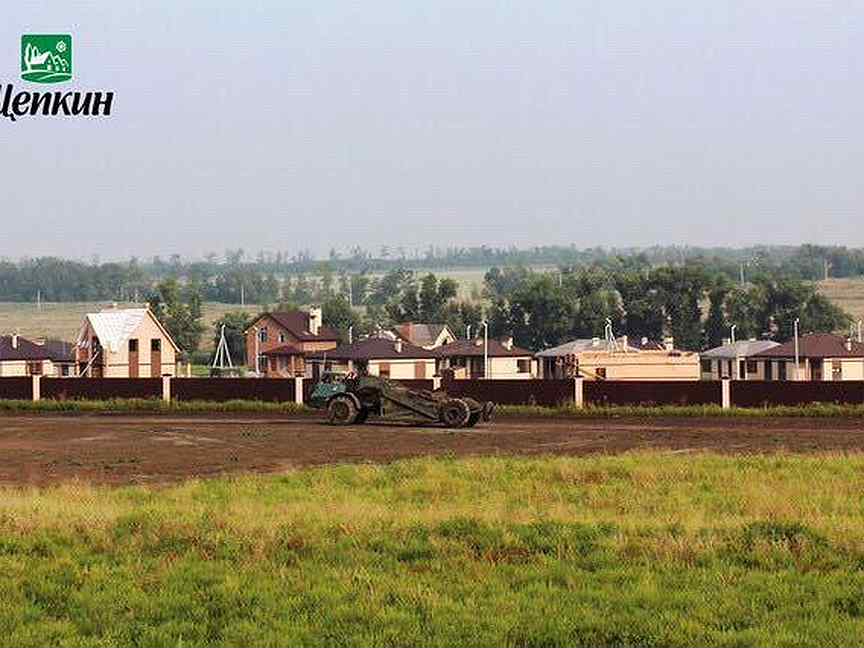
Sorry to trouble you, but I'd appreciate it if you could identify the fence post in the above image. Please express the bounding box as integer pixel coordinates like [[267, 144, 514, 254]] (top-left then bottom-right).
[[31, 374, 41, 402], [432, 375, 442, 391], [162, 376, 172, 403], [721, 379, 731, 410], [573, 376, 584, 409], [294, 377, 304, 405]]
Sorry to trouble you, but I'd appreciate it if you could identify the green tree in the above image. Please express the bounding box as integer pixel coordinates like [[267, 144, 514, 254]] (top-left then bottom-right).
[[703, 286, 730, 349], [148, 279, 206, 354], [322, 295, 361, 342]]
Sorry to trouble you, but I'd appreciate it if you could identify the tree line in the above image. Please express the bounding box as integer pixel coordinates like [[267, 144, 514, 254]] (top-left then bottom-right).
[[3, 244, 864, 303]]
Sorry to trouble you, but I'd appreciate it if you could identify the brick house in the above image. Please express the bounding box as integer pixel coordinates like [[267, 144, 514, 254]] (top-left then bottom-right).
[[306, 337, 438, 380], [750, 333, 864, 381], [244, 307, 340, 377], [75, 308, 181, 378]]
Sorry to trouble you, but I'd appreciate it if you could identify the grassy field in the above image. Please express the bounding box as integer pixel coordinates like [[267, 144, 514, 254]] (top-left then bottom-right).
[[0, 302, 263, 351], [3, 454, 864, 646], [818, 278, 864, 324]]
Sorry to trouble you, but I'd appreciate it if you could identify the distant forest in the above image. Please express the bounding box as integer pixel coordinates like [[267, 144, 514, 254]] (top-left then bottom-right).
[[0, 243, 863, 304]]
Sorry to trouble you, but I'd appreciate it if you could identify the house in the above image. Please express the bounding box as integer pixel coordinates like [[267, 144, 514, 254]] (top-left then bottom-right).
[[75, 308, 181, 377], [750, 333, 864, 381], [536, 336, 700, 381], [306, 337, 438, 380], [436, 336, 536, 379], [0, 335, 75, 377], [700, 340, 781, 380], [393, 323, 457, 350], [244, 307, 340, 375]]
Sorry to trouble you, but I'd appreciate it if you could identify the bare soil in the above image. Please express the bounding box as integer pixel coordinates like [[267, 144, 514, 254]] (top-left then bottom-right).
[[1, 414, 863, 486]]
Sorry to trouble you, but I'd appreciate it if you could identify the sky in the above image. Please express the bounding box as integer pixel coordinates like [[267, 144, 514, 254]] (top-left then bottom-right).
[[1, 1, 862, 260]]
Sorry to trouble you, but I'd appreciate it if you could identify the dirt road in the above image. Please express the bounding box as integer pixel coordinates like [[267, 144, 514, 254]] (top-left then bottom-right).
[[1, 414, 863, 485]]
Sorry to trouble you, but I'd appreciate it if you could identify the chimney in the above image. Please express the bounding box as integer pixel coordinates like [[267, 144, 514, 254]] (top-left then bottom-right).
[[641, 336, 649, 347], [308, 306, 322, 336], [403, 322, 414, 343], [722, 337, 731, 346], [502, 336, 513, 351], [664, 336, 675, 351], [620, 335, 628, 349], [11, 334, 18, 349], [845, 338, 853, 352], [394, 339, 403, 353], [591, 337, 600, 347]]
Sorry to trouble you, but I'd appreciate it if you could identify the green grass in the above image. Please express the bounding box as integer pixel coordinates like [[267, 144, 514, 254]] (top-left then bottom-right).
[[3, 454, 864, 646], [3, 399, 864, 419], [0, 399, 311, 415]]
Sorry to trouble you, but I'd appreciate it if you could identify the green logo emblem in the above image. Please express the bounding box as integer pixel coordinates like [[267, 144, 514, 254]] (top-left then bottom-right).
[[21, 34, 72, 84]]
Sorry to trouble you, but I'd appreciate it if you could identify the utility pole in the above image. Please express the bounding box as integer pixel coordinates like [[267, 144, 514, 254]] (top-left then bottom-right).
[[739, 262, 745, 286], [794, 318, 800, 381], [481, 320, 489, 379], [858, 320, 862, 344], [241, 284, 245, 307], [824, 259, 831, 281]]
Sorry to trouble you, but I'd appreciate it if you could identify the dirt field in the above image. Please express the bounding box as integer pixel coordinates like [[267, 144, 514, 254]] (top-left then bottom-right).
[[2, 414, 864, 486]]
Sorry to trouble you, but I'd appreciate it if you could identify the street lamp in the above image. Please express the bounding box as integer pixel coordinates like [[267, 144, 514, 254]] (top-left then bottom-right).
[[794, 318, 800, 381], [730, 324, 737, 345], [481, 320, 489, 379]]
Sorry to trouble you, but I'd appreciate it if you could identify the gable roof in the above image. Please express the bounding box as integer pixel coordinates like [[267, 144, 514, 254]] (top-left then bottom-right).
[[536, 337, 639, 358], [248, 311, 340, 342], [753, 333, 864, 359], [77, 308, 180, 353], [307, 337, 438, 361], [0, 336, 55, 362], [702, 340, 780, 359], [435, 338, 533, 358], [394, 323, 453, 347]]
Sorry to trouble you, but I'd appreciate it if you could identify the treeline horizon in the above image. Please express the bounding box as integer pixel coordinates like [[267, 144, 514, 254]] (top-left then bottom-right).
[[1, 243, 863, 303]]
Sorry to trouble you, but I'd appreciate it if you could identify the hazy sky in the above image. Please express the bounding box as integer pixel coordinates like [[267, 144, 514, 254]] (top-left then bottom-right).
[[2, 1, 862, 260]]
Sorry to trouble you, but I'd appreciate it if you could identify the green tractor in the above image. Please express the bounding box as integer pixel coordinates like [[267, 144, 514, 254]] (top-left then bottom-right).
[[309, 372, 495, 427]]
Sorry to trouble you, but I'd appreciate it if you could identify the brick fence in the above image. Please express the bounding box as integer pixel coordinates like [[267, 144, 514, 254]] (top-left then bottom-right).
[[2, 376, 864, 409]]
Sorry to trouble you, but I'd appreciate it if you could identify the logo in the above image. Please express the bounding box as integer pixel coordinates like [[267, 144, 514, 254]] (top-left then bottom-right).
[[21, 34, 72, 84], [3, 33, 115, 122]]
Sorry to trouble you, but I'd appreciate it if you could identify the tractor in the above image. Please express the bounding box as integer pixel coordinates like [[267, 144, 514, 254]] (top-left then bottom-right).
[[309, 372, 495, 427]]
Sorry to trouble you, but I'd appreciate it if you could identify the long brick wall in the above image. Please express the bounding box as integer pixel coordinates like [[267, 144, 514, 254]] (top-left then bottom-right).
[[443, 379, 574, 406], [584, 380, 722, 407], [42, 378, 163, 401], [172, 378, 297, 403], [731, 381, 864, 407], [2, 377, 864, 409], [0, 377, 32, 400]]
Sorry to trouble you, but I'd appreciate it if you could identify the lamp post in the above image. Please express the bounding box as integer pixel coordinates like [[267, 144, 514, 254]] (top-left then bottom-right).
[[481, 320, 489, 379], [858, 320, 862, 344], [794, 318, 800, 381], [252, 326, 260, 375], [730, 324, 737, 345]]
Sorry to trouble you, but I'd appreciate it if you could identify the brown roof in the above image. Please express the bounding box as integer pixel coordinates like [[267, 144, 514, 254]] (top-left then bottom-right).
[[394, 323, 451, 347], [250, 311, 340, 342], [307, 337, 438, 361], [435, 338, 533, 358], [0, 336, 55, 362], [261, 343, 305, 357], [754, 334, 864, 359]]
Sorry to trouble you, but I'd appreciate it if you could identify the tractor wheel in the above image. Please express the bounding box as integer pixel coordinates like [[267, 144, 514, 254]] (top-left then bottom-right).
[[466, 411, 481, 427], [440, 398, 471, 428], [482, 402, 496, 422], [328, 395, 359, 425]]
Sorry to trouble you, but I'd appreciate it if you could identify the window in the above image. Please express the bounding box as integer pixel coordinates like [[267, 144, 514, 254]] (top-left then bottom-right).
[[128, 339, 138, 353], [61, 365, 71, 377], [596, 367, 607, 379], [379, 362, 391, 378], [26, 361, 43, 376], [151, 339, 161, 352], [279, 333, 286, 344], [259, 327, 268, 343], [832, 360, 842, 381], [746, 361, 758, 374], [778, 362, 787, 381], [765, 361, 773, 381], [517, 359, 531, 373], [700, 359, 712, 374]]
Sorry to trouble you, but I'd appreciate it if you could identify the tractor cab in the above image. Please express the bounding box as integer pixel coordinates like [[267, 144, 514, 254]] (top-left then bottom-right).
[[308, 371, 349, 408]]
